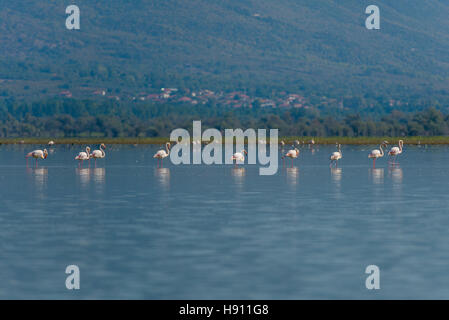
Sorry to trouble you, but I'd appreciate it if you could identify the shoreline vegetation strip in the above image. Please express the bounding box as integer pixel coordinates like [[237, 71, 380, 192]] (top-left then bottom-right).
[[0, 137, 448, 145]]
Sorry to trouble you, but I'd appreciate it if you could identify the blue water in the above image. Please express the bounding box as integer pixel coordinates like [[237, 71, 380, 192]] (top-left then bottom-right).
[[1, 143, 449, 299]]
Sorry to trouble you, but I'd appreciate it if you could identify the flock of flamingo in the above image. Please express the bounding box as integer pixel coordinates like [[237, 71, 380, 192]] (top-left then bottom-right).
[[26, 143, 106, 167], [279, 139, 403, 168], [24, 139, 404, 169]]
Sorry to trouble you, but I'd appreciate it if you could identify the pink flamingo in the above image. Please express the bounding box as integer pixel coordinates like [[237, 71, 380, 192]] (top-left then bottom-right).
[[26, 149, 48, 167], [330, 144, 342, 167], [75, 146, 91, 168], [90, 143, 106, 166], [231, 150, 247, 168], [388, 140, 403, 164], [282, 148, 299, 167], [153, 142, 170, 167], [368, 141, 388, 168]]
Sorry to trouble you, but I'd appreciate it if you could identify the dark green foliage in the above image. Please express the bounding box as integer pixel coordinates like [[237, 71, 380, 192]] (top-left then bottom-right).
[[1, 100, 449, 137]]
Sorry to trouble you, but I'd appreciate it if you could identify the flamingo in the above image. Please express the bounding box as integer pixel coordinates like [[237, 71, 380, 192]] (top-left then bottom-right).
[[280, 140, 285, 147], [75, 146, 91, 168], [48, 140, 55, 146], [330, 144, 342, 167], [26, 149, 48, 167], [154, 142, 170, 167], [282, 148, 299, 167], [368, 141, 388, 168], [309, 139, 315, 145], [388, 140, 404, 164], [231, 150, 247, 168], [90, 143, 106, 166]]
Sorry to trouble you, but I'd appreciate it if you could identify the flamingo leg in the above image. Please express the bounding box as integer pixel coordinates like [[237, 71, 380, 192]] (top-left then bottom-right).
[[161, 158, 163, 168], [373, 158, 376, 168]]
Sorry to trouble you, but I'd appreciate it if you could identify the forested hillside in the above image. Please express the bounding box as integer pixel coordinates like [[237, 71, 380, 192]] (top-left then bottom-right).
[[2, 1, 449, 104]]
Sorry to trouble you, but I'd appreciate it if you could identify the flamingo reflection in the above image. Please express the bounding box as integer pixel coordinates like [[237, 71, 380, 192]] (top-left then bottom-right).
[[331, 167, 342, 182], [231, 167, 245, 187], [155, 167, 170, 189], [286, 166, 299, 186], [76, 168, 91, 186], [370, 168, 384, 184], [93, 167, 106, 184], [33, 167, 48, 185], [390, 166, 403, 184]]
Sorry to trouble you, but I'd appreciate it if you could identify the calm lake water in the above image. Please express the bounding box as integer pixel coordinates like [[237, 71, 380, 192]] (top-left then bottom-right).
[[1, 143, 449, 299]]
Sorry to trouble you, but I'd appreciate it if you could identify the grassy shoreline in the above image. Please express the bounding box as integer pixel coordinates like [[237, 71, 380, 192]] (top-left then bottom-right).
[[0, 136, 448, 145]]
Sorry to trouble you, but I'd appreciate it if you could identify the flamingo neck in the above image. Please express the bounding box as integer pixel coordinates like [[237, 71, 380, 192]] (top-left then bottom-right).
[[379, 144, 384, 156]]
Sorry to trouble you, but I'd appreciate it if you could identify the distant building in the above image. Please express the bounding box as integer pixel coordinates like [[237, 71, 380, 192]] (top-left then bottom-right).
[[93, 90, 106, 96], [60, 90, 72, 98], [178, 97, 192, 103]]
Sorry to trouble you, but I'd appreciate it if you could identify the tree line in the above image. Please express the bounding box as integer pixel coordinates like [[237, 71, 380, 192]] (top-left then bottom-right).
[[0, 100, 449, 138]]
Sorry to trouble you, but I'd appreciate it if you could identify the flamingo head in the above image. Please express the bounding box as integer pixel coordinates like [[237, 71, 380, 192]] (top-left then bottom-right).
[[243, 150, 248, 155], [43, 149, 48, 159], [166, 142, 171, 150], [86, 146, 91, 153], [101, 143, 106, 150]]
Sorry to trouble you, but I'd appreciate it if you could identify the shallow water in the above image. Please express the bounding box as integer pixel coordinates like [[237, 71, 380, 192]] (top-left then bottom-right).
[[1, 143, 449, 299]]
